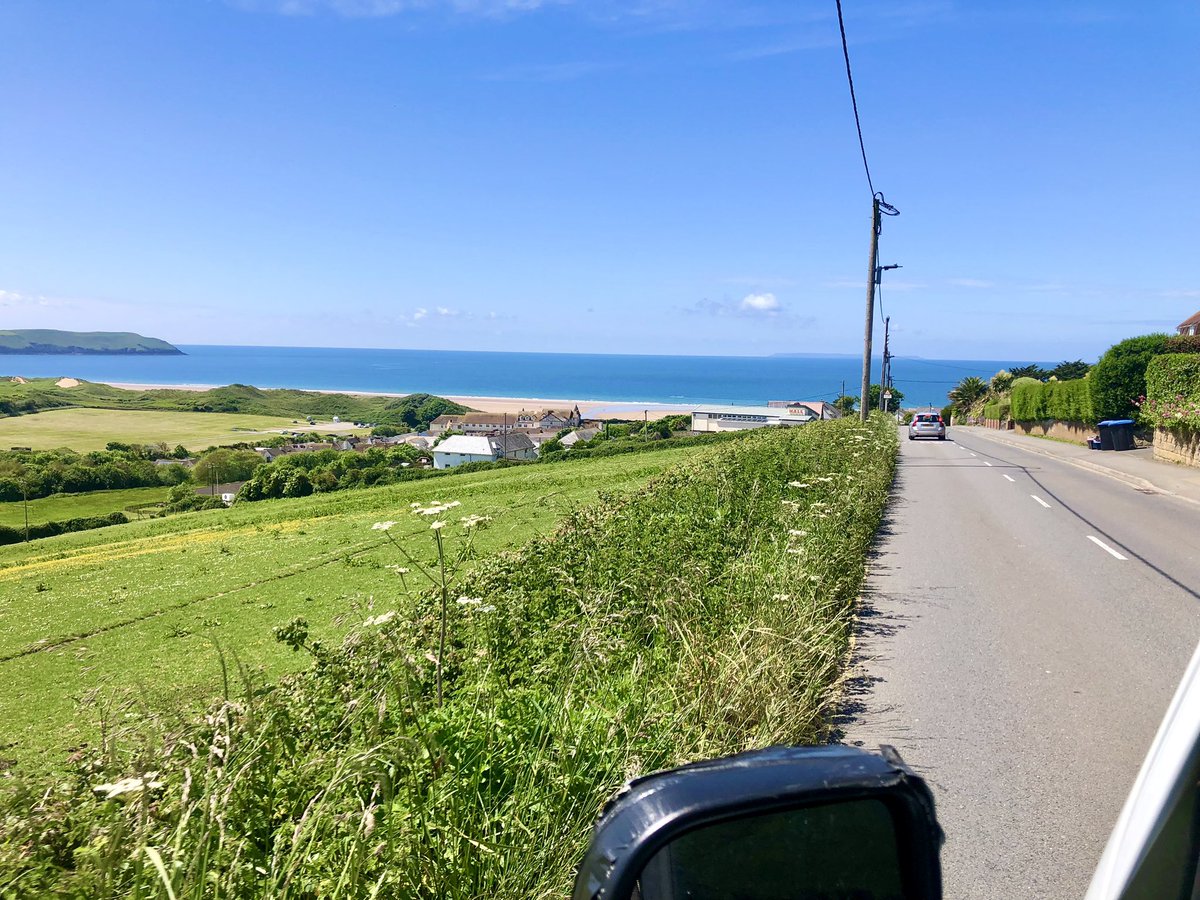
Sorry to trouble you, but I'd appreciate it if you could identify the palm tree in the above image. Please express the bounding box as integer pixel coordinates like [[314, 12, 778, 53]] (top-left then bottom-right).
[[949, 376, 988, 413]]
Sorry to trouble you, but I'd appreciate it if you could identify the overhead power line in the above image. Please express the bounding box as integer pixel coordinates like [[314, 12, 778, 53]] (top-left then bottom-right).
[[835, 0, 876, 199]]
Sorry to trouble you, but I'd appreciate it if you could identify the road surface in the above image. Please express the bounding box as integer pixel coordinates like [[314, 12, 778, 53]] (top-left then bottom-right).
[[842, 426, 1200, 898]]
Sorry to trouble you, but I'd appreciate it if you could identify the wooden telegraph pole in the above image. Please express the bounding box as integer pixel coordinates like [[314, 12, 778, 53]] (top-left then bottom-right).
[[859, 198, 881, 423]]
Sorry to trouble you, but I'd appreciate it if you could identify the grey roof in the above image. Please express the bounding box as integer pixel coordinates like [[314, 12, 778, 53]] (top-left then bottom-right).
[[491, 433, 535, 452]]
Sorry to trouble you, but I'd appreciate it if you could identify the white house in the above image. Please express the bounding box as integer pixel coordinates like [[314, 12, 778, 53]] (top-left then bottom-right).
[[432, 433, 538, 470], [690, 404, 817, 433]]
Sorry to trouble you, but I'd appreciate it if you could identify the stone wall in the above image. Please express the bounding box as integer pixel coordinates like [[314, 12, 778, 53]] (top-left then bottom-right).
[[1013, 420, 1093, 445], [1153, 427, 1200, 467]]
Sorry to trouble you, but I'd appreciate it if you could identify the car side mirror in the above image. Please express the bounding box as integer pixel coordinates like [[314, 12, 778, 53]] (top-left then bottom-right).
[[573, 744, 943, 900]]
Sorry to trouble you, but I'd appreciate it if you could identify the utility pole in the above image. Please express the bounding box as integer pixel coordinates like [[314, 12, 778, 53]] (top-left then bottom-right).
[[858, 195, 899, 423], [858, 198, 880, 423], [879, 317, 891, 412], [22, 481, 29, 543]]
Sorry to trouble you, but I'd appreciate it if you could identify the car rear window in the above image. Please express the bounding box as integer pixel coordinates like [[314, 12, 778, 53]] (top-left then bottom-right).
[[915, 415, 941, 423]]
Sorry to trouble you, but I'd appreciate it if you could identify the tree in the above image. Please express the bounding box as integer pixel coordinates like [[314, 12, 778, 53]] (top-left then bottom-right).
[[989, 369, 1014, 393], [948, 376, 988, 412], [1009, 364, 1048, 381], [867, 384, 905, 410], [1090, 333, 1171, 422], [192, 449, 264, 489], [1049, 360, 1091, 381], [833, 395, 859, 415]]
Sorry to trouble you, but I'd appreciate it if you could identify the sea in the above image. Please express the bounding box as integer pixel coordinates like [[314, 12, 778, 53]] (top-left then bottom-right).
[[0, 345, 1050, 410]]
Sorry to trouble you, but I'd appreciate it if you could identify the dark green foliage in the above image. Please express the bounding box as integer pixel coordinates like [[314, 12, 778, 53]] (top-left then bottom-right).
[[1164, 334, 1200, 355], [1142, 353, 1200, 431], [1089, 333, 1170, 422], [192, 448, 264, 485], [867, 384, 904, 409], [1049, 360, 1091, 380], [0, 447, 190, 502], [0, 511, 127, 545], [948, 376, 987, 412], [1009, 364, 1049, 381], [940, 404, 954, 422]]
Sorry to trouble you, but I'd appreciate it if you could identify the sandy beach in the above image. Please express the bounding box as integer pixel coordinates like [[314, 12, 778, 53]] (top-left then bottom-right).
[[101, 382, 697, 421]]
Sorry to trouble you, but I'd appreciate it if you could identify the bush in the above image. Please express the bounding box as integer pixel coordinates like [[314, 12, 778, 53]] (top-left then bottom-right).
[[1090, 333, 1170, 422], [1164, 334, 1200, 355], [983, 398, 1011, 421], [1142, 353, 1200, 432]]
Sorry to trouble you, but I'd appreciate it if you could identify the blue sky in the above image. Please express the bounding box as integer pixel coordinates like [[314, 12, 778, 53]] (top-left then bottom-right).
[[1, 0, 1197, 360]]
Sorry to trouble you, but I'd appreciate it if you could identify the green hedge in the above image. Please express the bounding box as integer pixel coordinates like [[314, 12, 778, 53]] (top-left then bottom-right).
[[1142, 353, 1200, 432], [1090, 333, 1170, 422], [983, 398, 1011, 421], [1010, 377, 1093, 424], [0, 511, 128, 545]]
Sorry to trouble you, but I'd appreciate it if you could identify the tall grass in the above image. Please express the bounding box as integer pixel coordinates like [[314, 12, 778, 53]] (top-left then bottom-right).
[[0, 416, 897, 899]]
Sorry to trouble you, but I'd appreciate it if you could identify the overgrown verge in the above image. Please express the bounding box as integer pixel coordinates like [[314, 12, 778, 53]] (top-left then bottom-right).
[[0, 416, 897, 899]]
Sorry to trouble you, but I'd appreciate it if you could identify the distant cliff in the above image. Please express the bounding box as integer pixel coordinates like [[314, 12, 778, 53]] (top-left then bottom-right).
[[0, 330, 183, 355]]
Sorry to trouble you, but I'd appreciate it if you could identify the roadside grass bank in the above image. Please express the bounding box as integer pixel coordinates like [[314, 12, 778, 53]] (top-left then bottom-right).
[[0, 416, 897, 898], [0, 447, 699, 772]]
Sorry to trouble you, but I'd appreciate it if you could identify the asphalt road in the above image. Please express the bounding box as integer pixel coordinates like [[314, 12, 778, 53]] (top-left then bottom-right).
[[842, 426, 1200, 898]]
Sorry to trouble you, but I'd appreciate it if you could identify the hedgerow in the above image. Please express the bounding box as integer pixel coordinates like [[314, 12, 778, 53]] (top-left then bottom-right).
[[1141, 353, 1200, 432], [0, 511, 128, 545], [0, 416, 897, 899], [1010, 377, 1093, 424]]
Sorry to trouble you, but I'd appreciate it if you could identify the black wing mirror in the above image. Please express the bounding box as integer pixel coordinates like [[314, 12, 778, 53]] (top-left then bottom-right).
[[573, 745, 943, 900]]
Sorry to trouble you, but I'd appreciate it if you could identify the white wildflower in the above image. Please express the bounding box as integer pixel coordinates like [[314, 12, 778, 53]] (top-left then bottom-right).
[[772, 594, 791, 601], [788, 481, 810, 488], [93, 773, 163, 800], [409, 502, 422, 508], [430, 521, 445, 531], [457, 597, 483, 606], [786, 548, 803, 555], [384, 565, 409, 574], [460, 514, 492, 529], [371, 521, 397, 531], [480, 605, 496, 613], [788, 529, 808, 537], [364, 611, 397, 626]]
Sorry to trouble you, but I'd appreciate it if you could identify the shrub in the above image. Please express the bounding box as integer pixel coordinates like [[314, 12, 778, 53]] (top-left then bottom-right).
[[1164, 334, 1200, 355], [1010, 378, 1047, 420], [1089, 333, 1171, 422], [983, 398, 1011, 422], [1141, 353, 1200, 432]]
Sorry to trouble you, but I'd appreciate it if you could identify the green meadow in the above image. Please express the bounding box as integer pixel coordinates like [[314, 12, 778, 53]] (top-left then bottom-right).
[[0, 486, 172, 528], [0, 407, 350, 452], [0, 446, 700, 772]]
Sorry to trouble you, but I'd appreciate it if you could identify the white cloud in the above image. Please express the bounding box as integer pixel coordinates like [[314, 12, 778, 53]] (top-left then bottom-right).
[[435, 306, 459, 317], [738, 292, 780, 314], [412, 307, 428, 320]]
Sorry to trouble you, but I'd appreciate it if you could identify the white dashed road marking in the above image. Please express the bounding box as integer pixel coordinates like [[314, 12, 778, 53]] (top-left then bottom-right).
[[1031, 495, 1051, 509], [1087, 536, 1128, 560], [1003, 474, 1016, 483]]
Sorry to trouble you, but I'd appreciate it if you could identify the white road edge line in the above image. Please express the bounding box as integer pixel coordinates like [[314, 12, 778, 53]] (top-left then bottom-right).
[[1002, 474, 1016, 482], [1088, 535, 1128, 560], [1031, 495, 1051, 508]]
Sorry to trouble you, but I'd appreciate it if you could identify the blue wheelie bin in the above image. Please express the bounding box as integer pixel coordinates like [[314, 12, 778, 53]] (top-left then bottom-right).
[[1097, 420, 1115, 451], [1107, 418, 1135, 451]]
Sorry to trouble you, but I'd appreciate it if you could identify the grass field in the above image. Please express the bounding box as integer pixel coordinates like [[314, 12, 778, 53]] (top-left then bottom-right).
[[0, 487, 173, 528], [0, 445, 701, 772], [0, 407, 361, 451]]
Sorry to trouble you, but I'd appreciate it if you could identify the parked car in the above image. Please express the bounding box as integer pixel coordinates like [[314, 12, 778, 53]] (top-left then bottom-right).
[[908, 413, 947, 441], [573, 638, 1200, 899]]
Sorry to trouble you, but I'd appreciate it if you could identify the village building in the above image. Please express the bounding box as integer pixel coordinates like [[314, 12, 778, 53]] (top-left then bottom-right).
[[432, 433, 538, 470], [1178, 310, 1200, 337], [430, 406, 583, 436], [690, 403, 833, 433]]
